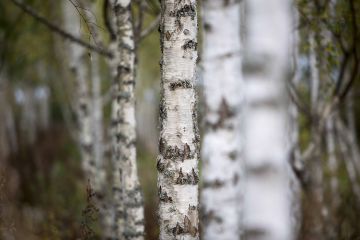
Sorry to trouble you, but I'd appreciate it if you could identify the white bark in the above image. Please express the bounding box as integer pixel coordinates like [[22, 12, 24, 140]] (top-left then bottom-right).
[[201, 1, 243, 239], [157, 0, 199, 239], [79, 1, 112, 238], [34, 86, 50, 131], [110, 0, 144, 239], [326, 116, 339, 207], [242, 0, 292, 239], [90, 51, 105, 191], [62, 0, 94, 181]]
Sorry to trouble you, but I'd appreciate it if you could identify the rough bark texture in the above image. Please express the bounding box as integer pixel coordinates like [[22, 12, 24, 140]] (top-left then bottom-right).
[[157, 0, 200, 239], [242, 0, 293, 239], [110, 0, 144, 239], [201, 0, 243, 239]]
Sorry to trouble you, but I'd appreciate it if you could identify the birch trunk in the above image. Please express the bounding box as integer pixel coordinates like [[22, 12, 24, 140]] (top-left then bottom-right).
[[157, 0, 199, 239], [62, 0, 95, 187], [242, 0, 292, 239], [110, 1, 144, 239], [201, 1, 242, 239]]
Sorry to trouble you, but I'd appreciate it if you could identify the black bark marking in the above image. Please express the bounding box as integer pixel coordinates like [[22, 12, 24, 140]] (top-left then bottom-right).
[[203, 210, 223, 226], [161, 142, 194, 161], [184, 215, 198, 237], [203, 179, 225, 188], [243, 228, 268, 239], [158, 186, 173, 203], [204, 22, 212, 32], [157, 157, 166, 172], [229, 150, 237, 161], [159, 99, 167, 120], [169, 80, 192, 91], [170, 4, 196, 20], [233, 173, 239, 185], [117, 65, 131, 75], [172, 222, 184, 236], [165, 31, 172, 41], [206, 98, 236, 130], [182, 39, 197, 51], [183, 143, 191, 161], [175, 168, 199, 185], [164, 145, 182, 159]]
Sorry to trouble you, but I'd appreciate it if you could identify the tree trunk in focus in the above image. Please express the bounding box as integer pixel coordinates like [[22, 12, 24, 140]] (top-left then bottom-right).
[[157, 0, 200, 239]]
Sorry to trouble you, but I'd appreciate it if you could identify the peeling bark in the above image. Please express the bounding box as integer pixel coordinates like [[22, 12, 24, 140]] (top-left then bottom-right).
[[242, 0, 293, 239], [201, 0, 243, 239], [157, 0, 199, 239]]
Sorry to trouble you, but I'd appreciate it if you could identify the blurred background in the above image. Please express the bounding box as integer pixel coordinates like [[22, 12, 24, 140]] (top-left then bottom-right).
[[0, 0, 161, 239], [0, 0, 360, 239]]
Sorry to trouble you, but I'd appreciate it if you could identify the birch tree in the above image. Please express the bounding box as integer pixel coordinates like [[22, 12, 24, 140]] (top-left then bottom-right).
[[62, 0, 94, 181], [157, 0, 200, 239], [242, 0, 293, 239], [201, 0, 243, 239], [110, 0, 144, 239]]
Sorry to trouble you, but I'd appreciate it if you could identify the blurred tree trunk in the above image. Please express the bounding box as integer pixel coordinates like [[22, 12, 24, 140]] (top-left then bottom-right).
[[242, 0, 293, 239], [289, 7, 302, 236], [21, 88, 37, 145], [200, 0, 243, 239], [0, 78, 10, 161], [34, 86, 50, 131], [157, 0, 200, 239], [303, 32, 325, 240], [325, 114, 339, 239], [78, 0, 112, 238], [110, 1, 144, 239], [62, 0, 95, 189]]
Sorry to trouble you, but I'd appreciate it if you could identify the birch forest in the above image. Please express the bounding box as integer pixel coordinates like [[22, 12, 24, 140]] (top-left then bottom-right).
[[0, 0, 360, 239]]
